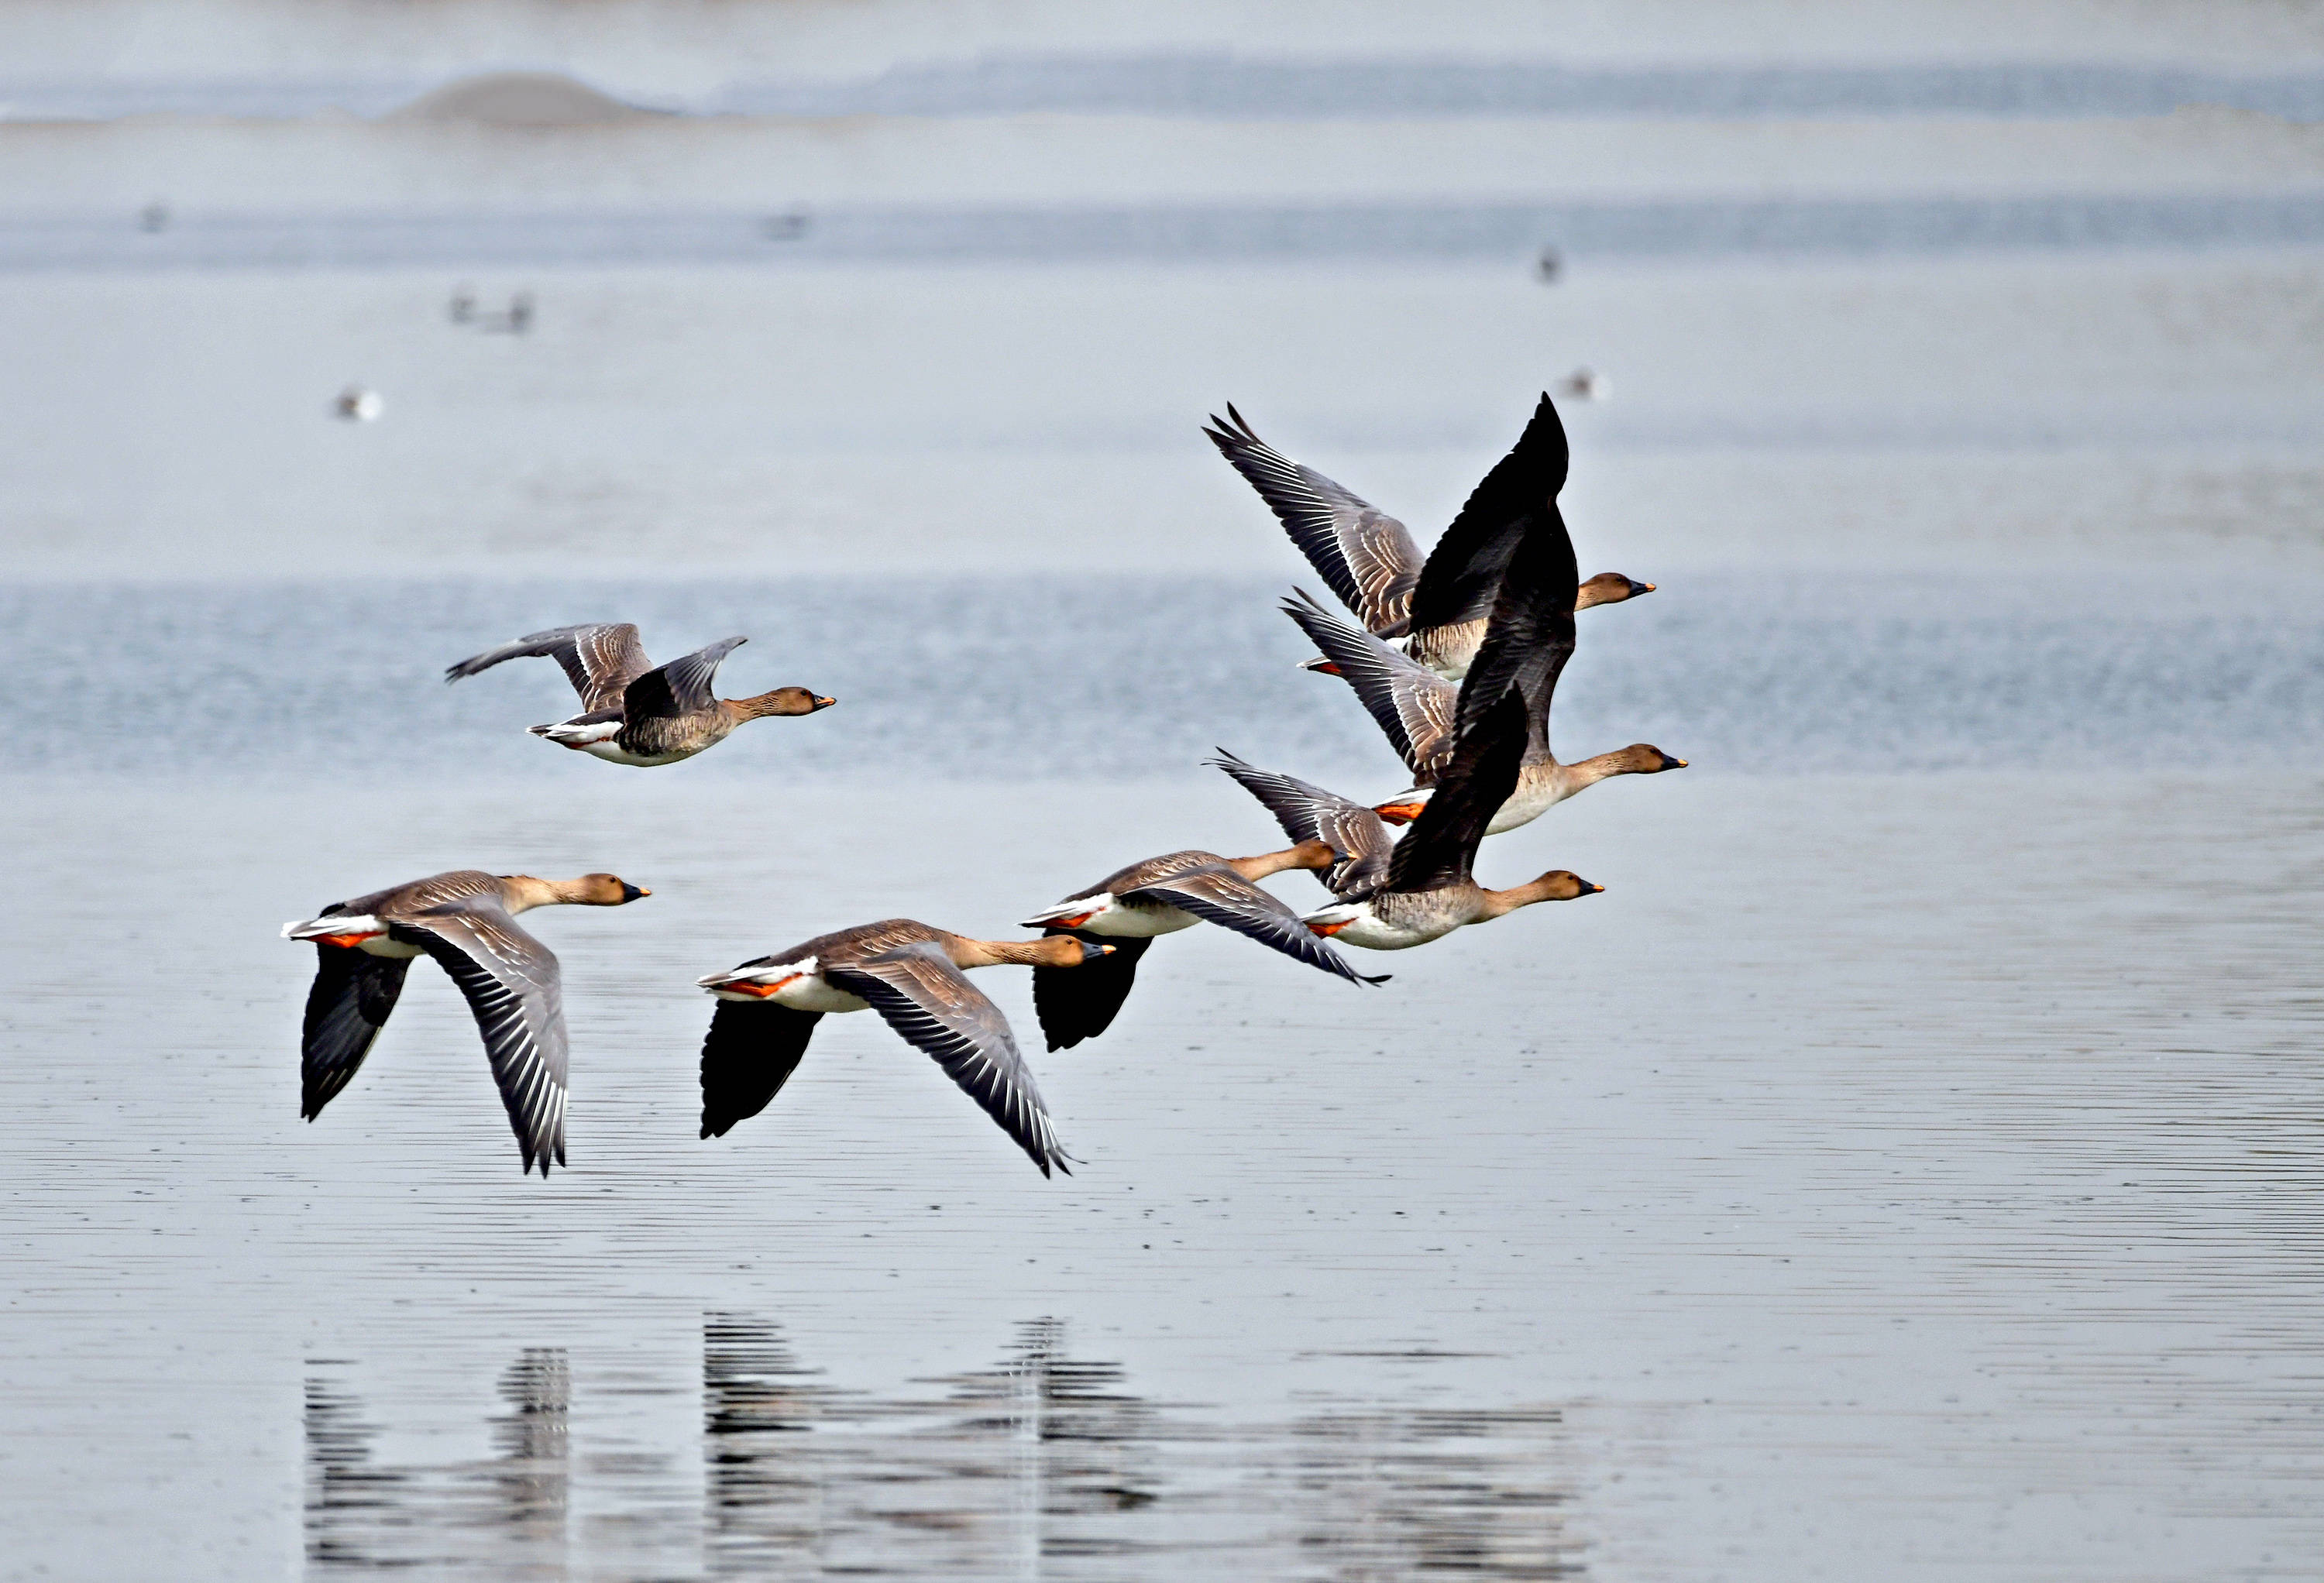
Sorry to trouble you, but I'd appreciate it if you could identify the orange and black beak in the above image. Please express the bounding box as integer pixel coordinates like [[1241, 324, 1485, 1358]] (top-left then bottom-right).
[[1373, 800, 1428, 825]]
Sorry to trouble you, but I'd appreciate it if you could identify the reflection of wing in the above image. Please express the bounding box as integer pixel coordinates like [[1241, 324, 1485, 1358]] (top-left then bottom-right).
[[1408, 394, 1569, 642], [1205, 405, 1422, 633], [698, 1002, 823, 1138], [822, 943, 1071, 1177], [624, 637, 748, 722], [1031, 933, 1150, 1051], [399, 901, 569, 1176], [445, 623, 651, 712], [1282, 589, 1457, 778], [1452, 502, 1580, 747], [1126, 867, 1386, 985], [300, 943, 412, 1121], [1209, 751, 1392, 900], [1387, 688, 1531, 896]]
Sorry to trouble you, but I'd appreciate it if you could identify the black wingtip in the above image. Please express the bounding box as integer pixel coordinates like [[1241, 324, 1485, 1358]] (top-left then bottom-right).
[[1362, 972, 1392, 986]]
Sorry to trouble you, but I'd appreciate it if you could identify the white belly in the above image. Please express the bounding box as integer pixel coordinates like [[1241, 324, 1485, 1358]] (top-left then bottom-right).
[[770, 973, 870, 1013], [1077, 899, 1199, 939], [1332, 912, 1447, 951]]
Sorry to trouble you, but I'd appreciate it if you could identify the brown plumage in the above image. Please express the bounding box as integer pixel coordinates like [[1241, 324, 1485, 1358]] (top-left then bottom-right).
[[696, 919, 1105, 1176], [282, 868, 650, 1175], [446, 624, 834, 767]]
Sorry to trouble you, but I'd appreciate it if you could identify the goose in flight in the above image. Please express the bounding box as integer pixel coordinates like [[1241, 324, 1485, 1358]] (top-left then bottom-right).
[[696, 919, 1108, 1176], [1284, 588, 1683, 836], [283, 868, 649, 1175], [1205, 395, 1651, 678], [1302, 692, 1603, 949], [1019, 842, 1386, 1052], [1306, 476, 1614, 948], [446, 623, 834, 766]]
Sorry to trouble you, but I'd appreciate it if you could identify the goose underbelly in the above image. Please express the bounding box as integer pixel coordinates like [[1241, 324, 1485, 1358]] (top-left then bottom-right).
[[281, 914, 425, 958], [1078, 899, 1200, 939], [533, 714, 703, 767], [1484, 776, 1569, 836], [707, 969, 869, 1013], [573, 738, 698, 767]]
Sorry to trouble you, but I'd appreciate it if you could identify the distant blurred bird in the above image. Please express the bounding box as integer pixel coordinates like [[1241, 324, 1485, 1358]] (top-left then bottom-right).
[[1558, 366, 1610, 402], [139, 201, 170, 234], [1536, 246, 1562, 282], [335, 386, 383, 422]]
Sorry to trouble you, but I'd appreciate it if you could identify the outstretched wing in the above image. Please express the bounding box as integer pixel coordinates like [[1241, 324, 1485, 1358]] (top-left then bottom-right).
[[698, 1003, 824, 1139], [299, 945, 413, 1121], [1208, 750, 1393, 901], [1407, 393, 1569, 643], [444, 623, 651, 712], [1282, 589, 1458, 778], [1125, 866, 1387, 985], [1386, 688, 1532, 896], [624, 637, 748, 723], [1452, 501, 1580, 747], [821, 943, 1071, 1177], [1205, 404, 1422, 633], [1031, 933, 1150, 1052], [399, 901, 569, 1177]]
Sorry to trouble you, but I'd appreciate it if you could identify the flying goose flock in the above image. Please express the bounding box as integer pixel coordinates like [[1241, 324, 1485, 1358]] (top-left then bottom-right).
[[284, 391, 1680, 1178]]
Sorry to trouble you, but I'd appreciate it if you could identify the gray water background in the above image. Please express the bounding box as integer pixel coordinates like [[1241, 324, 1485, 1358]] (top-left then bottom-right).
[[6, 5, 2324, 1578]]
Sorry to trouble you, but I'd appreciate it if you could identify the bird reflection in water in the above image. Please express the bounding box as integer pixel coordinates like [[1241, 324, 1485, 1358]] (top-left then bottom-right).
[[304, 1323, 1582, 1576], [304, 1348, 570, 1572]]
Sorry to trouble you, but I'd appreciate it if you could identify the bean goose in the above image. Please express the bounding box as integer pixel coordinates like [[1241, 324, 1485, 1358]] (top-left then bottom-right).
[[1205, 396, 1650, 678], [696, 919, 1105, 1176], [446, 623, 834, 766], [1305, 474, 1610, 949], [282, 869, 648, 1175], [1019, 843, 1387, 1052], [1286, 588, 1683, 836]]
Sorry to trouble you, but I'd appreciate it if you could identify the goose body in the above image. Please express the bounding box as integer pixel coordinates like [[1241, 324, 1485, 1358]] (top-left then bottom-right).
[[696, 919, 1105, 1176], [446, 623, 834, 767], [1303, 486, 1609, 952], [282, 868, 648, 1176], [1019, 844, 1386, 1052], [1205, 397, 1651, 679]]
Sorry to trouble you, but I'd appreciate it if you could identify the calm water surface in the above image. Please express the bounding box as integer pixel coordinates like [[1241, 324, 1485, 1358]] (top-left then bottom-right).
[[2, 621, 2321, 1577]]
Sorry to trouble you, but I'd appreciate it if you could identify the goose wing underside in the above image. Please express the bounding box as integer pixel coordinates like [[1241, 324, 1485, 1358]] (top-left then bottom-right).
[[1407, 393, 1570, 642], [1031, 932, 1151, 1052], [445, 623, 651, 713], [1125, 867, 1386, 985], [624, 636, 748, 723], [822, 943, 1071, 1177], [699, 1002, 824, 1139], [299, 945, 413, 1121], [1205, 405, 1422, 633], [1208, 752, 1392, 901], [401, 901, 569, 1177]]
